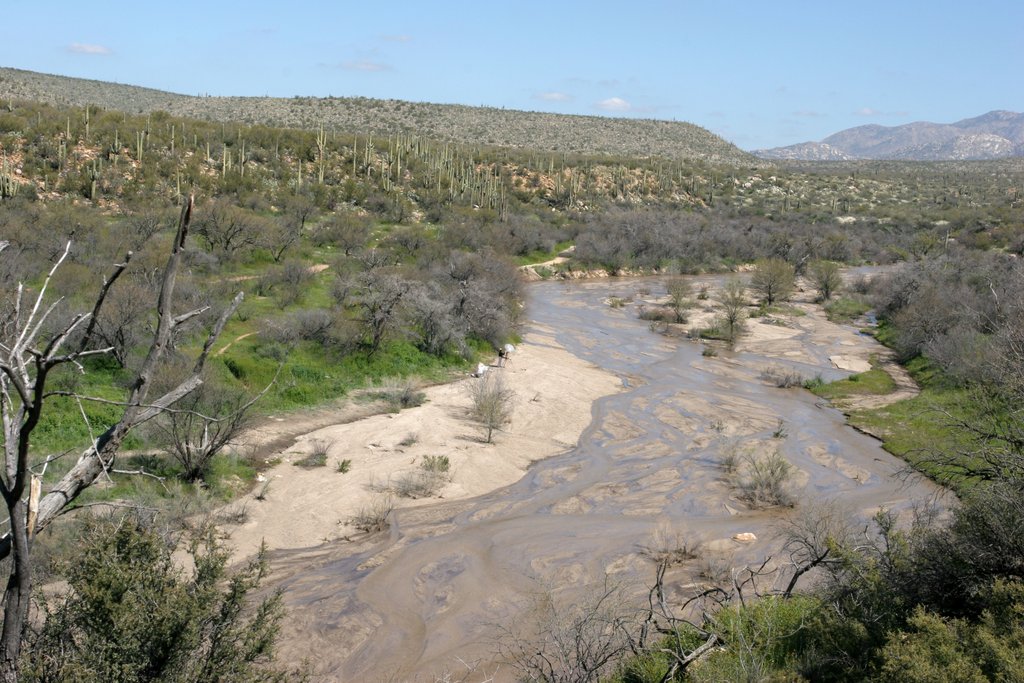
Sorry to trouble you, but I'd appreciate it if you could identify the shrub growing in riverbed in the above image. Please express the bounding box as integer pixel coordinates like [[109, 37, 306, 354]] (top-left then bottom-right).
[[736, 451, 795, 508], [294, 438, 331, 468], [760, 364, 806, 388], [393, 455, 451, 498], [349, 496, 394, 534], [468, 374, 515, 443]]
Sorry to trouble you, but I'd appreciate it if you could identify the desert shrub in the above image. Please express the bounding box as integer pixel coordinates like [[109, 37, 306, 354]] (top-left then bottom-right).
[[294, 438, 330, 468], [760, 364, 806, 388], [393, 455, 451, 499], [366, 376, 426, 411], [717, 277, 747, 345], [688, 595, 820, 683], [468, 373, 515, 443], [349, 496, 393, 534], [808, 260, 843, 301], [640, 521, 702, 566], [21, 516, 288, 683], [718, 441, 742, 474], [824, 296, 870, 323], [637, 306, 678, 323], [421, 454, 450, 474], [750, 257, 796, 306], [736, 451, 794, 508]]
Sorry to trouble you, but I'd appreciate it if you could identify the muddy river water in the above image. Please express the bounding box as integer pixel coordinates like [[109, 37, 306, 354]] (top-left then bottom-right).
[[267, 275, 943, 682]]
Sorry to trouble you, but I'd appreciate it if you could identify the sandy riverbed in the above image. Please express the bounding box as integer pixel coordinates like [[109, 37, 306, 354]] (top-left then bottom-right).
[[220, 328, 623, 561]]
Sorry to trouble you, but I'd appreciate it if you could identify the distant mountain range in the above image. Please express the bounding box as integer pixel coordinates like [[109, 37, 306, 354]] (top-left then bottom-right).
[[0, 67, 755, 165], [755, 111, 1024, 161]]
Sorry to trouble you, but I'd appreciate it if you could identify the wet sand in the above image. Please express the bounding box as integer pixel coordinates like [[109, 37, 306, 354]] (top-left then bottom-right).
[[222, 330, 623, 561], [238, 275, 943, 682]]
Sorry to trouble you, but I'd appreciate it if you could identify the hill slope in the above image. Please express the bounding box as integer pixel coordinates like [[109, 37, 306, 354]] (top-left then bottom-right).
[[755, 110, 1024, 161], [0, 67, 754, 164]]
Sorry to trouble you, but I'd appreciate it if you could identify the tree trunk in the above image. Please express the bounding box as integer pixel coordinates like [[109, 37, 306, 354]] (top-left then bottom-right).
[[0, 499, 31, 683]]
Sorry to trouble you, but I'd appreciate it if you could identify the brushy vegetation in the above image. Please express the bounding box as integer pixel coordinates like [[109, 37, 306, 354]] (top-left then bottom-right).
[[349, 496, 394, 534], [21, 515, 292, 682], [734, 450, 795, 508], [468, 373, 515, 443], [759, 364, 806, 388], [824, 295, 872, 323], [1, 71, 1023, 683], [293, 438, 331, 468], [392, 455, 451, 499]]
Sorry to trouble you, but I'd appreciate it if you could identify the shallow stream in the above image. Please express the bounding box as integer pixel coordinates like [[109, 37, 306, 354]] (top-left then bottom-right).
[[268, 275, 942, 681]]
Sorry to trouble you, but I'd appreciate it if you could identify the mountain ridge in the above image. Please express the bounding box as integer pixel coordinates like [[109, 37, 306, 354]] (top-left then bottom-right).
[[0, 66, 756, 165], [756, 110, 1024, 161]]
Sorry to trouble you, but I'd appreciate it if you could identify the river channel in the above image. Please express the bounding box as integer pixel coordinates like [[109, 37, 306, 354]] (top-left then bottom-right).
[[267, 275, 943, 682]]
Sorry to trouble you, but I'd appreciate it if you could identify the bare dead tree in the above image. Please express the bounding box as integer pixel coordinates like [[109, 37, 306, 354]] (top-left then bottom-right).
[[777, 500, 857, 597], [152, 373, 267, 482], [634, 560, 726, 681], [0, 196, 242, 682], [497, 580, 636, 683], [634, 555, 791, 681], [468, 373, 514, 443]]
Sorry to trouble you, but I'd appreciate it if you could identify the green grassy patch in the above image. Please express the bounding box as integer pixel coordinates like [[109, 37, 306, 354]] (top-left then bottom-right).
[[809, 367, 897, 399], [809, 351, 994, 493], [215, 337, 466, 413], [824, 296, 871, 323], [833, 355, 989, 493], [848, 386, 976, 491], [514, 240, 573, 266]]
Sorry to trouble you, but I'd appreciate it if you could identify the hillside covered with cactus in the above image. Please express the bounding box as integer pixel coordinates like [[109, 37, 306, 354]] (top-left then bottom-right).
[[0, 67, 755, 165]]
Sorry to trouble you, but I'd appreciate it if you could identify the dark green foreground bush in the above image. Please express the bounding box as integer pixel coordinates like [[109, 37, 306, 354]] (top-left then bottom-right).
[[21, 516, 297, 683]]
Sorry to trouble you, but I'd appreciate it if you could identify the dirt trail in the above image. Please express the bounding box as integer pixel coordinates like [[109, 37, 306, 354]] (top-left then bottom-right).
[[519, 245, 574, 280], [214, 331, 255, 357]]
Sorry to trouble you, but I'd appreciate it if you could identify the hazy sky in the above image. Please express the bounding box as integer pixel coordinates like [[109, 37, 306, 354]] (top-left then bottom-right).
[[3, 1, 1021, 150]]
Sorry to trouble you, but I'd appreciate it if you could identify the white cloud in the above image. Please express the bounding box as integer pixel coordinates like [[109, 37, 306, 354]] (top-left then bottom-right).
[[855, 107, 910, 118], [535, 91, 572, 102], [596, 97, 632, 112], [68, 43, 112, 56], [341, 60, 392, 72]]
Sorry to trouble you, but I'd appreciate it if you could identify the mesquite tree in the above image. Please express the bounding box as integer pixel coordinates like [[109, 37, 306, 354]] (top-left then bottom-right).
[[0, 197, 241, 682]]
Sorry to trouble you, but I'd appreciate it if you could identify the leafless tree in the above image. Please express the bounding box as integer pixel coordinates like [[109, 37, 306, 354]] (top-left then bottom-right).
[[151, 371, 266, 482], [468, 373, 514, 443], [192, 198, 260, 260], [0, 197, 241, 682], [257, 215, 300, 263], [808, 260, 843, 302], [497, 581, 636, 683], [351, 270, 411, 354], [312, 213, 369, 254], [89, 277, 155, 368], [777, 500, 857, 597], [665, 277, 693, 323], [717, 277, 747, 345]]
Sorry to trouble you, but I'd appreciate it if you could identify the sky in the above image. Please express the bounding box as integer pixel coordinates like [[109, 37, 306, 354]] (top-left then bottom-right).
[[2, 1, 1022, 151]]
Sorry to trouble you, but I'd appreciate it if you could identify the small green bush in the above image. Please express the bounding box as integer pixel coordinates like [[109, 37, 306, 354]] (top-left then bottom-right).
[[21, 516, 289, 683]]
